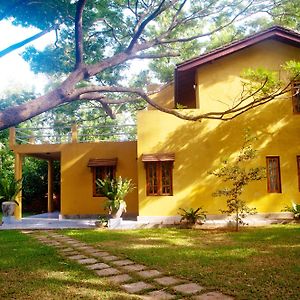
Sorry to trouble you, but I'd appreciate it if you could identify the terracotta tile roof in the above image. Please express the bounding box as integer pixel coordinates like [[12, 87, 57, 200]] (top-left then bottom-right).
[[87, 158, 118, 167], [141, 153, 175, 162], [176, 26, 300, 72]]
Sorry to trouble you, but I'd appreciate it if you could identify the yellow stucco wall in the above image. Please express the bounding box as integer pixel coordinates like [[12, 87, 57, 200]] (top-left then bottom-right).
[[12, 141, 138, 217], [61, 142, 138, 216], [149, 83, 175, 109], [137, 39, 300, 216]]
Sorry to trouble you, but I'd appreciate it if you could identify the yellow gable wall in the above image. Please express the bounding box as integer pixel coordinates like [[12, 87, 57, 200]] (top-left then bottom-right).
[[61, 141, 138, 216], [137, 39, 300, 216], [197, 39, 300, 113]]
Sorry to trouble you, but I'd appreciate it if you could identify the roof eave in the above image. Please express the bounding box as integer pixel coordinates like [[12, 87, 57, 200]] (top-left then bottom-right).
[[176, 27, 300, 72]]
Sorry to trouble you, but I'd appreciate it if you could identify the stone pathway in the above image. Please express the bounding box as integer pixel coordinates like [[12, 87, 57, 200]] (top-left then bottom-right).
[[22, 230, 234, 300]]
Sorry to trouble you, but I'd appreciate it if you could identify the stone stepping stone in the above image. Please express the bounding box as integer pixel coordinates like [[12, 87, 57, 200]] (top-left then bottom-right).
[[86, 263, 110, 270], [47, 234, 62, 238], [121, 281, 153, 294], [106, 274, 133, 284], [61, 251, 80, 256], [21, 230, 34, 234], [59, 238, 75, 242], [59, 247, 74, 252], [77, 258, 98, 265], [43, 241, 61, 246], [173, 283, 203, 295], [95, 268, 120, 277], [89, 251, 111, 258], [154, 276, 183, 286], [137, 269, 162, 279], [83, 248, 99, 254], [111, 259, 134, 266], [36, 238, 50, 242], [53, 244, 66, 248], [122, 264, 147, 272], [101, 255, 119, 262], [193, 292, 235, 300], [77, 246, 94, 251], [146, 290, 176, 299], [67, 254, 87, 260], [67, 242, 86, 247]]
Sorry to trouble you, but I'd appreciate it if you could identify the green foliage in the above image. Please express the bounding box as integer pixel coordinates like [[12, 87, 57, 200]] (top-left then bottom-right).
[[283, 202, 300, 220], [242, 67, 282, 97], [241, 61, 300, 101], [96, 216, 109, 228], [96, 176, 135, 213], [271, 0, 300, 29], [22, 158, 60, 213], [210, 129, 265, 231], [0, 141, 14, 178], [178, 207, 207, 225], [282, 60, 300, 79], [0, 174, 22, 205]]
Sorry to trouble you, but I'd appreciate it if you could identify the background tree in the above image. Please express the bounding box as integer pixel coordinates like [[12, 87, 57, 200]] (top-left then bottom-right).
[[0, 0, 299, 130], [0, 90, 60, 214], [210, 130, 266, 231]]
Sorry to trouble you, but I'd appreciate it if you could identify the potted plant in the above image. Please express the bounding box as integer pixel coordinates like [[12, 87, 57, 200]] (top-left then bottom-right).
[[0, 174, 22, 223], [96, 176, 134, 219]]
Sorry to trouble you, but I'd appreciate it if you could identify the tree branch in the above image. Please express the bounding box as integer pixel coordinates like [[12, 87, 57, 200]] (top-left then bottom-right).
[[126, 0, 166, 53], [160, 0, 256, 44], [132, 51, 180, 59], [0, 24, 59, 58], [74, 0, 87, 68]]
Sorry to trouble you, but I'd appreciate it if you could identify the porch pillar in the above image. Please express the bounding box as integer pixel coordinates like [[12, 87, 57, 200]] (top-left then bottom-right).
[[14, 153, 23, 220], [47, 160, 54, 213]]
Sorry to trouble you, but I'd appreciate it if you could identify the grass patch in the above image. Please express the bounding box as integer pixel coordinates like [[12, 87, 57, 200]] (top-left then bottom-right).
[[63, 225, 300, 299], [0, 230, 137, 299]]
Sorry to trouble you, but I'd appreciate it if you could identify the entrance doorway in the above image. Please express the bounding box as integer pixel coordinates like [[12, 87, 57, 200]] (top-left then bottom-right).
[[22, 153, 61, 215]]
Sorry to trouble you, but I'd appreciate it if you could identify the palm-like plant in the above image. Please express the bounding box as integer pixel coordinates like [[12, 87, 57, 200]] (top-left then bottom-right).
[[179, 207, 207, 225], [283, 202, 300, 220], [0, 175, 22, 205], [96, 176, 134, 216]]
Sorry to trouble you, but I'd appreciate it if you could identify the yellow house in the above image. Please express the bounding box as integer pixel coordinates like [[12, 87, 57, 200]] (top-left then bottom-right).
[[10, 26, 300, 223]]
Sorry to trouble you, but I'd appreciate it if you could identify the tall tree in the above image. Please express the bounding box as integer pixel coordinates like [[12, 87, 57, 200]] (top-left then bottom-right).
[[0, 0, 299, 130]]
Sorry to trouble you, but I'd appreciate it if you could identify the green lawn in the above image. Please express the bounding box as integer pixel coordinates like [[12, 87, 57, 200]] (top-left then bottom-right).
[[0, 230, 137, 299], [62, 225, 300, 300], [0, 226, 299, 299]]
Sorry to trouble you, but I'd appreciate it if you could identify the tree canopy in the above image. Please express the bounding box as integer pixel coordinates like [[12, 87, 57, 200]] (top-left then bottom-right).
[[0, 0, 300, 130]]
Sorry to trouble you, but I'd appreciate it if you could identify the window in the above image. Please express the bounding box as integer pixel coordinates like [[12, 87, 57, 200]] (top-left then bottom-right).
[[292, 81, 300, 113], [87, 158, 117, 197], [266, 156, 281, 193], [297, 156, 300, 191], [142, 153, 175, 196], [93, 166, 116, 196]]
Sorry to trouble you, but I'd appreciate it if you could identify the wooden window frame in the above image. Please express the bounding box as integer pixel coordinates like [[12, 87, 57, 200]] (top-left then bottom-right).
[[297, 156, 300, 192], [145, 161, 173, 196], [292, 81, 300, 114], [266, 156, 282, 193], [92, 166, 116, 197]]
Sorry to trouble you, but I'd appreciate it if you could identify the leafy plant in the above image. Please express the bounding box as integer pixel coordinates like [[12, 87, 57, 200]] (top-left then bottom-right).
[[95, 216, 109, 228], [96, 176, 135, 215], [0, 174, 22, 205], [282, 202, 300, 220], [179, 207, 207, 225], [210, 129, 265, 231]]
